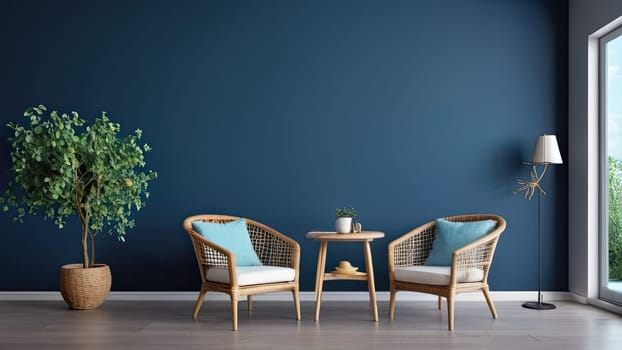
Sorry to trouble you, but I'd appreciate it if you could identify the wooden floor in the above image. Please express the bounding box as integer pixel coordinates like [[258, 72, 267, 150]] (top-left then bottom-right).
[[0, 300, 621, 349]]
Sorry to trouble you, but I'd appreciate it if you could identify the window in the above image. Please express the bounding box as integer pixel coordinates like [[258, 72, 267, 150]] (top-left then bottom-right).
[[600, 25, 622, 306]]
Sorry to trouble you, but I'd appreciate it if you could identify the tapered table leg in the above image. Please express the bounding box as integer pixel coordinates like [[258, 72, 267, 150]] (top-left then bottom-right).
[[363, 241, 378, 322], [314, 241, 328, 321]]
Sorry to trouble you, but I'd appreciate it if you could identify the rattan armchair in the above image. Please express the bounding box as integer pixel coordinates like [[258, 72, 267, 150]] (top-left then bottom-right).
[[183, 214, 301, 331], [388, 214, 506, 330]]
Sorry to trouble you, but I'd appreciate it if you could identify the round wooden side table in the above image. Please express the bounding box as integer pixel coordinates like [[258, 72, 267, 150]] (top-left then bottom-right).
[[306, 231, 385, 321]]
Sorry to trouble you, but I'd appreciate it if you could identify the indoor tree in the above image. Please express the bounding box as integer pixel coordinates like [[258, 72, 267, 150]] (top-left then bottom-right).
[[1, 105, 157, 268]]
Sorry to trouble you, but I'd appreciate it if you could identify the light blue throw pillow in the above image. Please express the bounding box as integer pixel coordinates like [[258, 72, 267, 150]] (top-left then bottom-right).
[[191, 218, 262, 266], [425, 219, 497, 266]]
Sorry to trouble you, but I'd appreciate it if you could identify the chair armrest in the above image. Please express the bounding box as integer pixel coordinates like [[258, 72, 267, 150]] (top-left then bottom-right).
[[277, 232, 301, 272], [187, 230, 239, 285], [245, 219, 300, 272], [388, 220, 436, 270], [449, 223, 505, 284], [265, 229, 301, 270]]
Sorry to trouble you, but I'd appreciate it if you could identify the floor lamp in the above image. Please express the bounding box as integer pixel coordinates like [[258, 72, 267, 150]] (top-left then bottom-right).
[[513, 134, 563, 310]]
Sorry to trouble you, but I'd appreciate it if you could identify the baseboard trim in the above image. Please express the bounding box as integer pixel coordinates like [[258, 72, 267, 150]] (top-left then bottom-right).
[[0, 290, 574, 302], [587, 297, 622, 315], [570, 292, 588, 304]]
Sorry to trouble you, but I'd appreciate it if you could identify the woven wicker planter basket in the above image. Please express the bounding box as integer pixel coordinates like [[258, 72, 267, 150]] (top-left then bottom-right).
[[60, 264, 111, 310]]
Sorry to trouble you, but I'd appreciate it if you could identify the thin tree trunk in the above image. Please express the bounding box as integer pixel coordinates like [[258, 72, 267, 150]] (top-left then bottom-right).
[[80, 212, 90, 268], [81, 224, 89, 268], [82, 211, 94, 269], [89, 232, 95, 267], [75, 167, 90, 268]]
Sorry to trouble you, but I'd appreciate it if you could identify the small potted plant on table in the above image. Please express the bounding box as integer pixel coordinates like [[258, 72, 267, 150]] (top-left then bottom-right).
[[335, 207, 358, 234], [0, 105, 157, 309]]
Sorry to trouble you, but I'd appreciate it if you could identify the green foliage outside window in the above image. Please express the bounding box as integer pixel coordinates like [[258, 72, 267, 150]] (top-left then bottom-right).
[[609, 156, 622, 280]]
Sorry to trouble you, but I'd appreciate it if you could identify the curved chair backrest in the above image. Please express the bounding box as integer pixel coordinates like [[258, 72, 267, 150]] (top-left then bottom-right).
[[390, 214, 506, 269], [183, 214, 298, 268]]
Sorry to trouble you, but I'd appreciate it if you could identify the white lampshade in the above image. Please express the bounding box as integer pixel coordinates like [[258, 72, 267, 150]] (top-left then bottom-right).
[[531, 134, 563, 164]]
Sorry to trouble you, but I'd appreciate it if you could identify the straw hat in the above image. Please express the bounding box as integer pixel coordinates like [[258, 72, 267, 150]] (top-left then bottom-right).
[[335, 260, 358, 274]]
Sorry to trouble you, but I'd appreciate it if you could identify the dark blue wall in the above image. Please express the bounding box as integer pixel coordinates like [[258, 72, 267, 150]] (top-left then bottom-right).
[[0, 0, 568, 292]]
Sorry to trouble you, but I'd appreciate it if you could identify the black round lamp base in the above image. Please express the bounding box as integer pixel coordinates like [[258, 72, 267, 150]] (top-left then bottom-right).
[[522, 301, 556, 310]]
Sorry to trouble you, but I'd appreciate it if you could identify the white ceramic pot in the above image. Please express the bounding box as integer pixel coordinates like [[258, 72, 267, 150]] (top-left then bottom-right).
[[335, 217, 352, 234]]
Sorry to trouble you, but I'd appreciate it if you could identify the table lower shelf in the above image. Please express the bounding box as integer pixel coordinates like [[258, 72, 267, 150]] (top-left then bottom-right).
[[323, 272, 369, 281]]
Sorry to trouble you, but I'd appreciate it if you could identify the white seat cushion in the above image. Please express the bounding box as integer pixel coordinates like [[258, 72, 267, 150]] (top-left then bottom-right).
[[394, 266, 484, 285], [206, 266, 296, 286]]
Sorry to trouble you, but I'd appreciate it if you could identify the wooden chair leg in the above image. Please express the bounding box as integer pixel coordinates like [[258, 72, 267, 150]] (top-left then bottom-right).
[[438, 296, 442, 310], [293, 287, 301, 321], [482, 286, 497, 319], [447, 294, 455, 331], [389, 288, 397, 320], [192, 289, 207, 320], [231, 295, 238, 331], [247, 295, 253, 318]]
